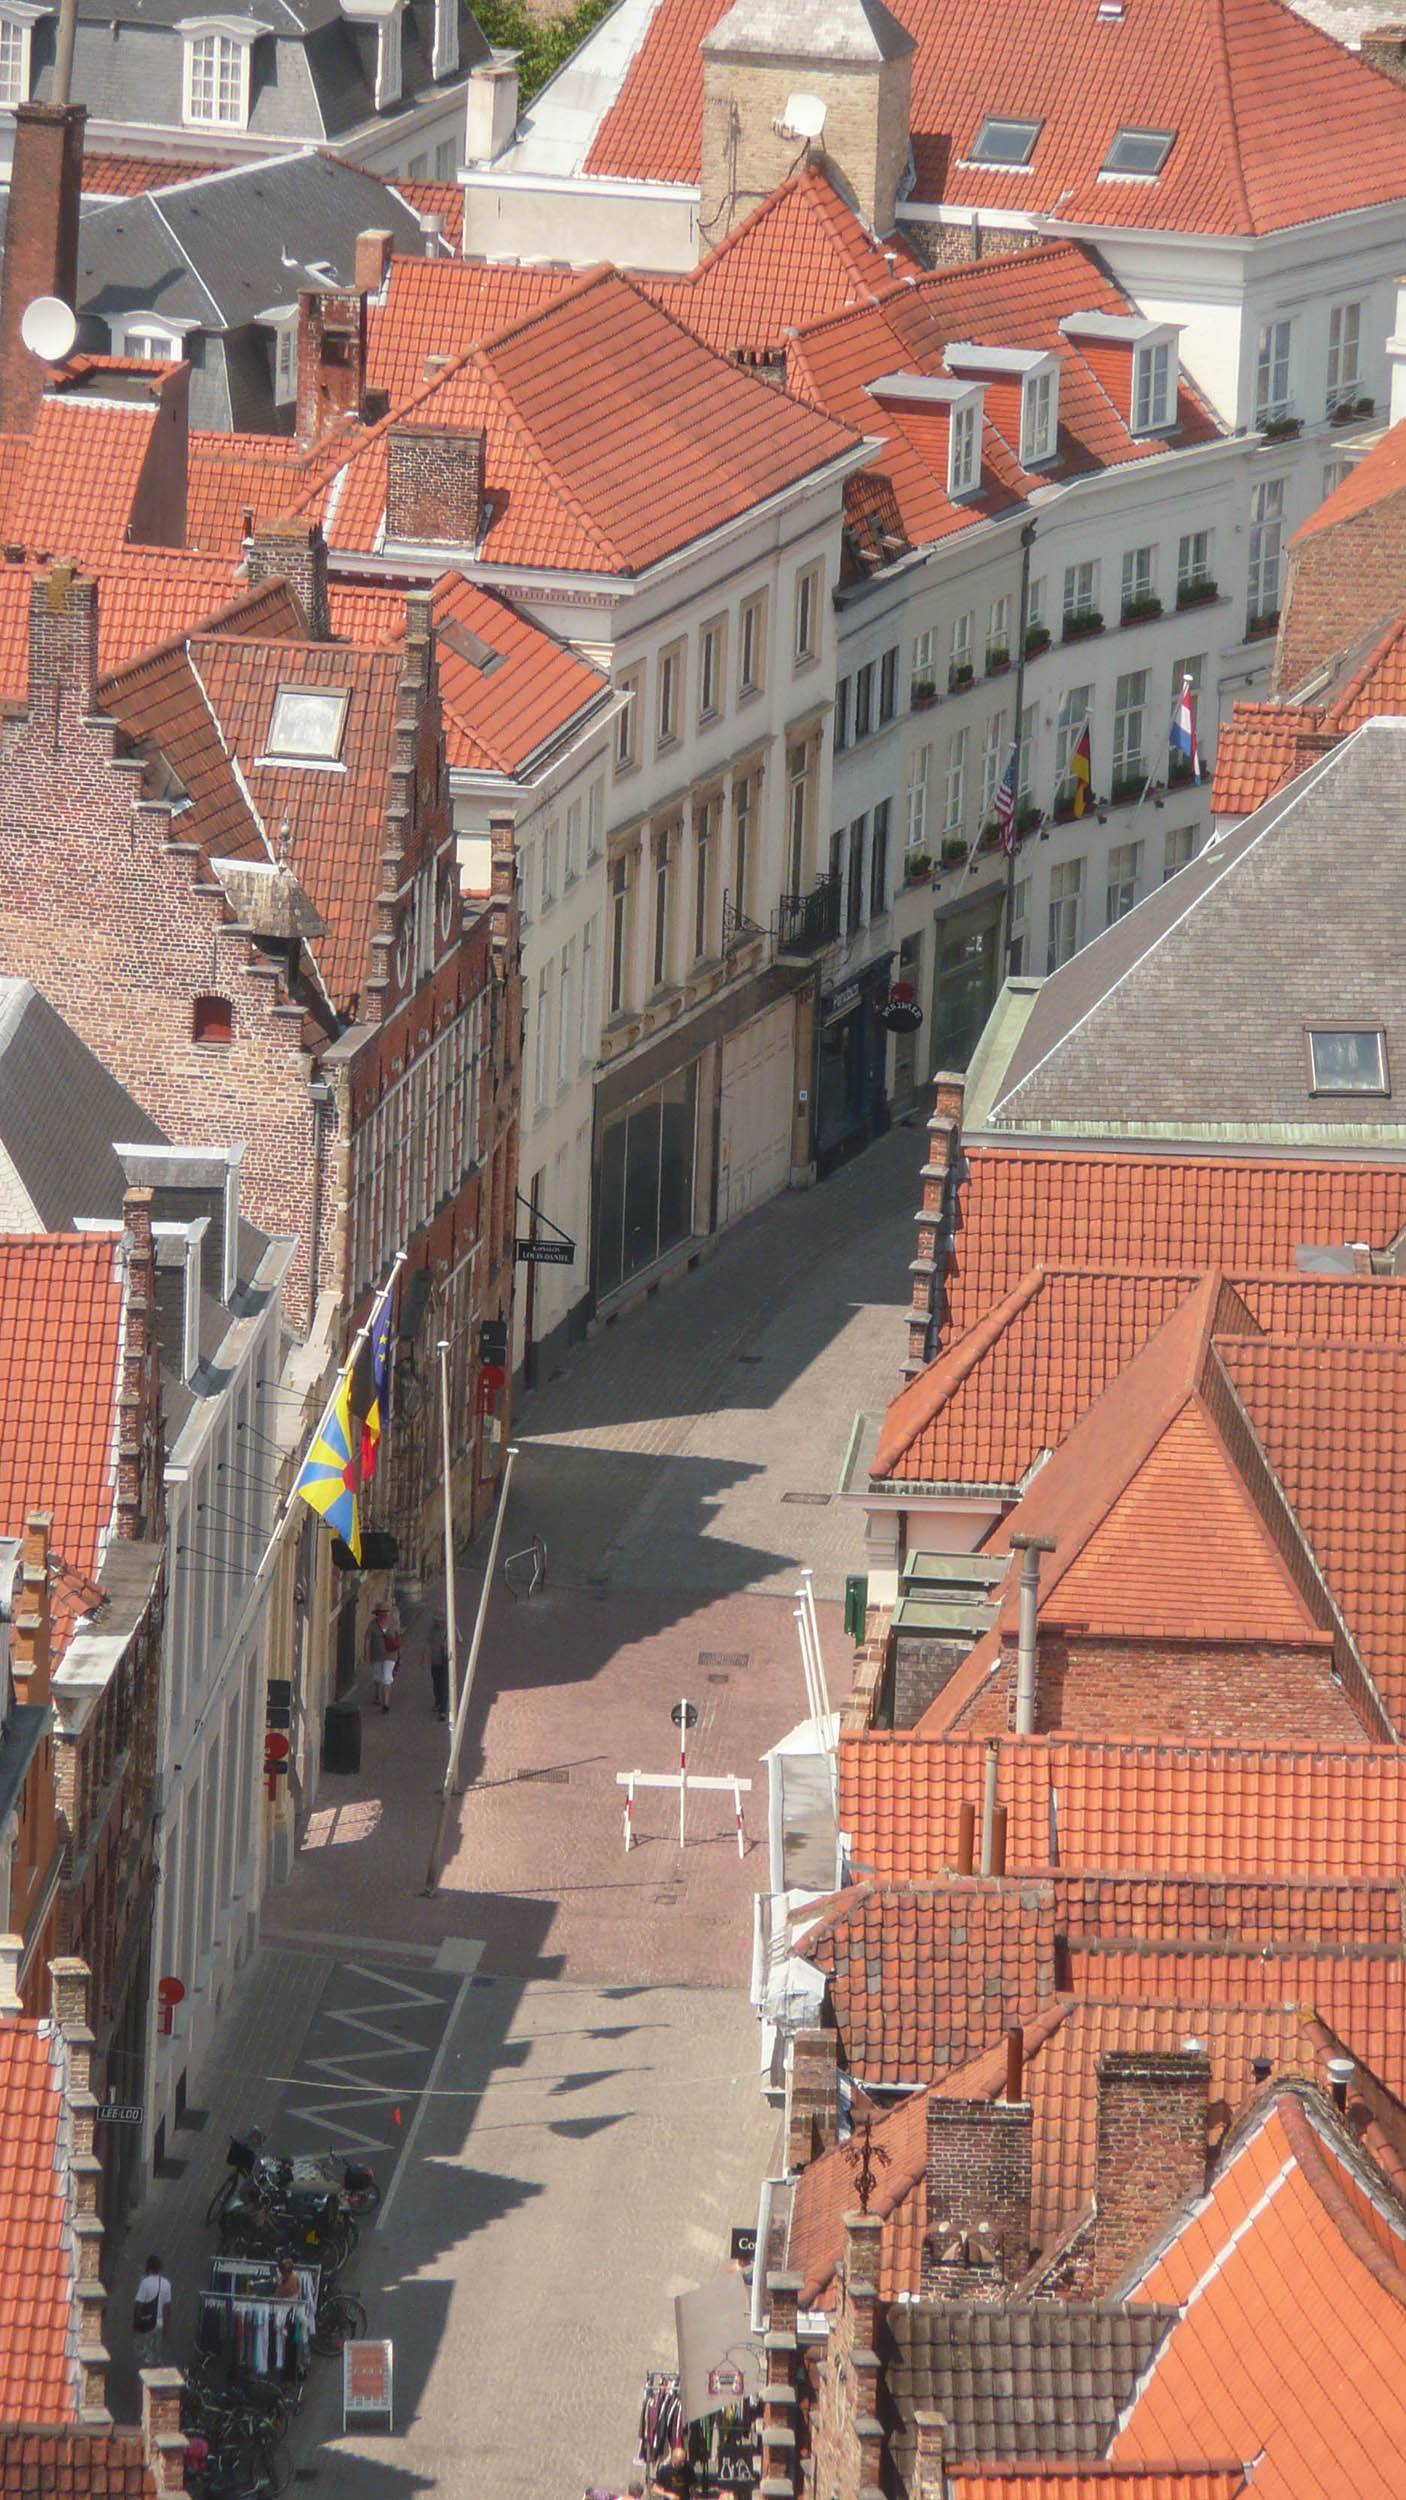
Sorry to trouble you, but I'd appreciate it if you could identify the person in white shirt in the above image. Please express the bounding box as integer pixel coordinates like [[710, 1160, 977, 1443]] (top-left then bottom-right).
[[132, 2254, 172, 2365]]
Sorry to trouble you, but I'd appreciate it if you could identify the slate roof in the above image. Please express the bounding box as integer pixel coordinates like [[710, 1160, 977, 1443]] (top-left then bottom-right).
[[879, 2301, 1177, 2472], [0, 2024, 78, 2419], [291, 266, 862, 572], [0, 1235, 125, 1592], [0, 2430, 158, 2497], [582, 0, 1406, 237], [78, 150, 426, 334], [839, 1731, 1406, 1886], [797, 1878, 1058, 2084], [979, 723, 1406, 1143], [939, 1149, 1406, 1349], [0, 980, 164, 1232], [1115, 2090, 1406, 2496]]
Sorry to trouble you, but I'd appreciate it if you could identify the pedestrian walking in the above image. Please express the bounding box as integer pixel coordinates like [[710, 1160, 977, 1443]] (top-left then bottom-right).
[[132, 2253, 172, 2367], [429, 1617, 450, 1723], [365, 1604, 395, 1714]]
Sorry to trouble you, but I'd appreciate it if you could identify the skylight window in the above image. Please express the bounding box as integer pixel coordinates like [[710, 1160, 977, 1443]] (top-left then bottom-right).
[[970, 116, 1042, 167], [1102, 126, 1176, 175], [267, 686, 349, 761], [1308, 1028, 1389, 1095]]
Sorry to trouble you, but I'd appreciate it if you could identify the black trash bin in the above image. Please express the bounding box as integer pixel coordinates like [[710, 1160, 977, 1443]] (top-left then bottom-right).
[[322, 1701, 363, 1775]]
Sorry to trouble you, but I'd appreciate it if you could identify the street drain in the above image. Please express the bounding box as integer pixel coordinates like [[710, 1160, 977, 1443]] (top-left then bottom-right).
[[782, 1491, 831, 1506], [517, 1766, 572, 1784], [698, 1650, 749, 1667], [736, 1352, 764, 1364], [654, 1890, 680, 1904]]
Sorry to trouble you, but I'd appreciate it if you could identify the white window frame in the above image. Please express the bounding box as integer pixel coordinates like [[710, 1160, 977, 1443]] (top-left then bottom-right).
[[1106, 841, 1141, 924], [431, 0, 458, 79], [1121, 545, 1156, 612], [794, 564, 821, 666], [739, 592, 766, 696], [614, 670, 640, 774], [948, 395, 981, 498], [1177, 529, 1213, 595], [0, 11, 36, 109], [699, 617, 724, 721], [906, 742, 931, 851], [1020, 366, 1057, 465], [1132, 336, 1175, 434], [1163, 824, 1196, 882], [1062, 561, 1099, 625], [1248, 477, 1285, 622], [1112, 668, 1149, 785], [1055, 684, 1092, 785], [981, 709, 1007, 812], [180, 19, 254, 129], [943, 725, 968, 833], [120, 321, 183, 363], [1255, 318, 1293, 426], [1047, 858, 1083, 971], [1327, 300, 1362, 414], [375, 6, 403, 111]]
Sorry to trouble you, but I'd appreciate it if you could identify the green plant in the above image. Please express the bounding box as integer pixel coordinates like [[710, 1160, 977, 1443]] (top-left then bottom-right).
[[1261, 413, 1300, 441], [1015, 801, 1041, 836], [472, 0, 619, 103], [1023, 623, 1051, 657], [1176, 577, 1218, 609], [911, 675, 938, 707], [1110, 770, 1145, 804], [1354, 394, 1376, 417], [907, 847, 934, 876], [1247, 608, 1280, 641], [1120, 593, 1163, 624], [1062, 607, 1104, 640], [985, 641, 1011, 673], [948, 660, 975, 691], [939, 838, 966, 865], [1168, 753, 1197, 787]]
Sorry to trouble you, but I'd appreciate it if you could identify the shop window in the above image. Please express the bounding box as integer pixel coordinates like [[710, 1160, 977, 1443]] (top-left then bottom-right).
[[596, 1064, 698, 1300]]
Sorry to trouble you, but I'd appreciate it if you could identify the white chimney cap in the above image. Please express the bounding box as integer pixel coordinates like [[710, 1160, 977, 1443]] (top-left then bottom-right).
[[775, 91, 827, 141]]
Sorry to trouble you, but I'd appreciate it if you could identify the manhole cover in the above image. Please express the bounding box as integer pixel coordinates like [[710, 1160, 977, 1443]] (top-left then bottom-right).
[[782, 1492, 831, 1507], [699, 1650, 749, 1667], [516, 1766, 571, 1784]]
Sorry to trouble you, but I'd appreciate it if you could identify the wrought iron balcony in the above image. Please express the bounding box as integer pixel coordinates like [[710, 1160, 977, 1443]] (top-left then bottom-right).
[[774, 872, 841, 959]]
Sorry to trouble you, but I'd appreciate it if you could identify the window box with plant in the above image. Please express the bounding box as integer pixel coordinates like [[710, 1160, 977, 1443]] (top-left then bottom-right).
[[1110, 770, 1146, 805], [1015, 802, 1041, 837], [978, 817, 1005, 852], [1176, 577, 1218, 610], [1167, 753, 1198, 788], [985, 642, 1011, 676], [1120, 592, 1163, 625], [911, 676, 938, 710], [948, 660, 975, 693], [939, 837, 968, 867], [1260, 413, 1300, 441], [1023, 623, 1051, 659], [1246, 608, 1280, 642], [1062, 608, 1104, 642], [1329, 393, 1375, 426], [907, 847, 935, 881]]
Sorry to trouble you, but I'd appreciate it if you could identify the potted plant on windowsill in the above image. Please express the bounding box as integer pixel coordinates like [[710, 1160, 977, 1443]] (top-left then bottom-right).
[[1176, 577, 1218, 610], [985, 642, 1011, 676], [1261, 412, 1300, 441], [907, 847, 934, 882], [911, 676, 938, 710], [1110, 771, 1146, 806], [939, 838, 967, 867], [1120, 592, 1163, 625], [1015, 802, 1042, 837], [1023, 622, 1051, 658], [1062, 608, 1104, 642], [1167, 753, 1198, 788], [948, 660, 975, 692], [1246, 608, 1280, 642]]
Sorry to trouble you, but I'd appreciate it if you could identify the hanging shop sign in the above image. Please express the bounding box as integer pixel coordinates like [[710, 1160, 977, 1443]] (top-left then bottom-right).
[[878, 980, 924, 1036], [729, 2227, 757, 2265], [515, 1236, 575, 1266], [97, 2103, 144, 2125]]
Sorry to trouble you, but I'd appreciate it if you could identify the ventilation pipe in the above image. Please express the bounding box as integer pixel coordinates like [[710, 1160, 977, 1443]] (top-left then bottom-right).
[[1010, 1533, 1057, 1737], [979, 1740, 999, 1875], [1328, 2055, 1355, 2111], [956, 1800, 975, 1875], [1005, 2024, 1024, 2104]]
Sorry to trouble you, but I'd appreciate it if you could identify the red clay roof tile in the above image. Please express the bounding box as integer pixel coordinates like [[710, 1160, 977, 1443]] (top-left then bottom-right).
[[0, 2427, 158, 2495], [798, 1878, 1058, 2085], [0, 2026, 79, 2419], [0, 1236, 125, 1604]]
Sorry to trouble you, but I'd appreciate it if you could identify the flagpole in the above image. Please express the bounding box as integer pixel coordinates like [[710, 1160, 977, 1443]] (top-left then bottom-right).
[[437, 1338, 460, 1733], [259, 1249, 408, 1585], [423, 1441, 519, 1894], [1002, 518, 1037, 974]]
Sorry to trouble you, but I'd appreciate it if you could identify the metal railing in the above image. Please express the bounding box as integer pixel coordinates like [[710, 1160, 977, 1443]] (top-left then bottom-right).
[[774, 871, 841, 958]]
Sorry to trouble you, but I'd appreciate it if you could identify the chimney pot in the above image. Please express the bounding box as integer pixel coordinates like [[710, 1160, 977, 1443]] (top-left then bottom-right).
[[354, 227, 394, 295], [1327, 2054, 1355, 2111], [956, 1799, 975, 1876]]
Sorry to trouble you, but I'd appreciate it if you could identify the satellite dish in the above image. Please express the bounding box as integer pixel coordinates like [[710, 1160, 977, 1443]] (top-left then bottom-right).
[[775, 91, 827, 142], [20, 296, 77, 364]]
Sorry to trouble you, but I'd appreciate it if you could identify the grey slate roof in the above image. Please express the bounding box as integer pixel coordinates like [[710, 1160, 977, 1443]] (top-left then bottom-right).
[[978, 719, 1406, 1151], [77, 151, 428, 334], [30, 0, 487, 144], [878, 2301, 1177, 2475], [0, 978, 163, 1230]]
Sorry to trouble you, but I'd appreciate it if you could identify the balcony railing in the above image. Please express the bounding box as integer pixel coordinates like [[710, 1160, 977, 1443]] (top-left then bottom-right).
[[775, 872, 841, 958]]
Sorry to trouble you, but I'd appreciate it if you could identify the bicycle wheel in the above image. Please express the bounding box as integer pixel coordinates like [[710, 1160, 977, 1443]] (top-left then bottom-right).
[[205, 2171, 237, 2226], [348, 2176, 382, 2218], [312, 2292, 367, 2357]]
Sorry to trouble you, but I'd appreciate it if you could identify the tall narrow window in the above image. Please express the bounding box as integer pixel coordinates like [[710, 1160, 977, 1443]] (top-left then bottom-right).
[[1327, 301, 1362, 413], [846, 817, 866, 935], [579, 915, 597, 1061], [0, 19, 30, 106], [794, 565, 821, 664], [185, 28, 249, 127], [534, 967, 552, 1111], [739, 594, 765, 695], [1112, 669, 1149, 784], [733, 775, 753, 920], [906, 743, 931, 850], [1106, 842, 1141, 924], [787, 744, 809, 891], [981, 710, 1008, 812], [657, 645, 681, 749], [869, 798, 890, 920], [854, 663, 874, 741], [609, 857, 629, 1015], [700, 620, 724, 720], [556, 943, 573, 1091], [693, 801, 712, 960], [1248, 478, 1285, 623], [1132, 338, 1174, 433], [652, 829, 671, 987], [1255, 319, 1292, 425], [1047, 859, 1083, 970], [949, 399, 980, 496], [878, 647, 899, 724], [944, 725, 968, 831], [1056, 685, 1092, 790]]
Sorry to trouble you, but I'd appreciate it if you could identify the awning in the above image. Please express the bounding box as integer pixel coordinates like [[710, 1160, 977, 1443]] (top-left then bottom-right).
[[674, 2269, 764, 2421]]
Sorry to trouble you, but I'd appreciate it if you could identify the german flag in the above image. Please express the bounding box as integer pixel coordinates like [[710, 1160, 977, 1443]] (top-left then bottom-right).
[[1068, 722, 1092, 819]]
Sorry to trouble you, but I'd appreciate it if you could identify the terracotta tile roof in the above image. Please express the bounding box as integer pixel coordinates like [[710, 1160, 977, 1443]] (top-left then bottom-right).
[[186, 430, 348, 558], [327, 572, 609, 776], [0, 2429, 158, 2495], [0, 552, 242, 709], [1291, 419, 1406, 545], [943, 1150, 1406, 1346], [366, 257, 574, 408], [0, 2024, 78, 2419], [785, 2068, 932, 2306], [388, 177, 464, 248], [586, 0, 1406, 237], [839, 1730, 1406, 1887], [950, 2477, 1247, 2499], [1114, 2091, 1406, 2498], [79, 152, 221, 195], [797, 1878, 1058, 2084], [1066, 1942, 1406, 2097], [0, 397, 163, 561], [1210, 608, 1406, 815], [297, 268, 860, 573], [0, 1235, 124, 1598], [875, 1267, 1406, 1490], [1219, 1338, 1406, 1736], [647, 167, 924, 358], [1053, 1873, 1403, 1950]]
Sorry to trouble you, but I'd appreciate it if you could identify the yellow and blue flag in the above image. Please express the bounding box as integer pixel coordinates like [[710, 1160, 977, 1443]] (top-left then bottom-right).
[[292, 1369, 363, 1562], [353, 1282, 394, 1486]]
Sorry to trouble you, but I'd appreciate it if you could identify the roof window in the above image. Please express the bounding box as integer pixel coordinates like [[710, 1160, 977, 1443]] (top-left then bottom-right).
[[1102, 126, 1176, 175], [969, 116, 1042, 167], [1308, 1028, 1389, 1096], [266, 686, 349, 762]]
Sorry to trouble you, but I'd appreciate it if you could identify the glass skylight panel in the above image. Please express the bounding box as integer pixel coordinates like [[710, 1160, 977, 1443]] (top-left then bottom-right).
[[970, 116, 1042, 167], [267, 686, 349, 760], [1308, 1029, 1389, 1094], [1103, 127, 1176, 175]]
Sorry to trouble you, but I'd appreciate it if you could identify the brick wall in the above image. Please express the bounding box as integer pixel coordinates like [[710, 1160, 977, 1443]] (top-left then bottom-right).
[[953, 1629, 1366, 1745], [904, 1074, 964, 1377], [295, 287, 369, 447], [0, 103, 86, 435], [787, 2027, 839, 2171], [1089, 2048, 1208, 2294], [1275, 487, 1406, 692], [922, 2096, 1032, 2298], [806, 2213, 884, 2500], [386, 424, 485, 545], [699, 51, 912, 240], [892, 1630, 973, 1728]]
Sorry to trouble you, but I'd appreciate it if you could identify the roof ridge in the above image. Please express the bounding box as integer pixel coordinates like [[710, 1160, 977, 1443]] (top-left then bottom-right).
[[98, 580, 302, 696], [1205, 0, 1256, 231]]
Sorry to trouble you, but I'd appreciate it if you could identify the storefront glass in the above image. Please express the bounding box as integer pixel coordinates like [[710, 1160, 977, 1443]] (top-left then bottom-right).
[[932, 903, 1001, 1069], [597, 1063, 698, 1300]]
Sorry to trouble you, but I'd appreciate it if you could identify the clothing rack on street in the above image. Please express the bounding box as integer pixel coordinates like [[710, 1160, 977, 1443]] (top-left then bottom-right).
[[638, 2369, 683, 2471], [199, 2255, 318, 2381]]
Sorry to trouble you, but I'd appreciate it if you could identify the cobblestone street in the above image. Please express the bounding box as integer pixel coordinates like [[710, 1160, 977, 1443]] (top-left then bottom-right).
[[115, 1126, 921, 2497]]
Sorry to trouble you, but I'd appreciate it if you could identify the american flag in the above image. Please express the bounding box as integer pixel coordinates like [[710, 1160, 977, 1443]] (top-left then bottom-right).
[[994, 746, 1019, 855]]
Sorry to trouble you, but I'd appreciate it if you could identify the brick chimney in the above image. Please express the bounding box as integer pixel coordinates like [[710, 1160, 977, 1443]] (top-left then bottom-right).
[[1360, 23, 1406, 83], [295, 286, 368, 447], [904, 1072, 964, 1378], [923, 2096, 1032, 2298], [50, 1956, 108, 2420], [28, 561, 98, 720], [354, 228, 394, 295], [1089, 2049, 1210, 2294], [786, 2027, 838, 2170], [0, 101, 86, 436], [245, 519, 332, 640], [386, 422, 485, 547], [10, 1510, 53, 1710], [911, 2411, 947, 2500], [140, 2367, 189, 2495]]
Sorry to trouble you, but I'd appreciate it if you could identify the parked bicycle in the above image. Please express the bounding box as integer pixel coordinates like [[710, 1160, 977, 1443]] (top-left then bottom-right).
[[503, 1532, 547, 1600], [206, 2133, 379, 2226], [311, 2288, 368, 2357]]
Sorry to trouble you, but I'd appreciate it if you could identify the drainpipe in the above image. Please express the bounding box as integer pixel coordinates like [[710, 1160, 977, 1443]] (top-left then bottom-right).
[[1010, 1532, 1056, 1737]]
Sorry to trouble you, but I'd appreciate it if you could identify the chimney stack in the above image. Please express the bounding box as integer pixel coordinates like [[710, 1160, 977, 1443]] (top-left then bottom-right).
[[0, 100, 86, 436], [295, 286, 368, 447], [28, 561, 98, 720], [786, 2027, 838, 2171], [923, 2096, 1032, 2298], [354, 228, 394, 295], [1090, 2049, 1209, 2293], [1010, 1533, 1057, 1736], [956, 1799, 975, 1875], [1360, 24, 1406, 84], [385, 422, 486, 547], [245, 520, 332, 640], [905, 1073, 964, 1376], [979, 1739, 999, 1876]]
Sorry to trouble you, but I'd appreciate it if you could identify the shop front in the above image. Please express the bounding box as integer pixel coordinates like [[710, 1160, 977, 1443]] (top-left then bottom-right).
[[931, 888, 1003, 1070], [595, 1062, 700, 1303], [815, 951, 893, 1177]]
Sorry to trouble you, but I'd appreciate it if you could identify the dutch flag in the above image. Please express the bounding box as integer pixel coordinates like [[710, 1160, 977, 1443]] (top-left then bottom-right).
[[1171, 676, 1201, 781]]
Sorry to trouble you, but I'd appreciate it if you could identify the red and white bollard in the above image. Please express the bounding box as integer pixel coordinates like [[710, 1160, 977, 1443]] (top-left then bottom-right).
[[622, 1774, 636, 1854]]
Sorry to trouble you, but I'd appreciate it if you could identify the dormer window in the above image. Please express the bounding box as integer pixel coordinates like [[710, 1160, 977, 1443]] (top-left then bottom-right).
[[949, 398, 980, 497], [969, 114, 1041, 167], [0, 8, 41, 109], [376, 7, 402, 109], [1133, 336, 1175, 432], [179, 18, 256, 127], [1021, 366, 1058, 465], [1102, 126, 1175, 176], [265, 686, 349, 763], [1308, 1028, 1389, 1095]]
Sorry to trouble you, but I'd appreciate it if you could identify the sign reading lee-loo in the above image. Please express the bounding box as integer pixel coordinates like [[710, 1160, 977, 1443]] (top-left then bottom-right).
[[343, 2339, 394, 2433]]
